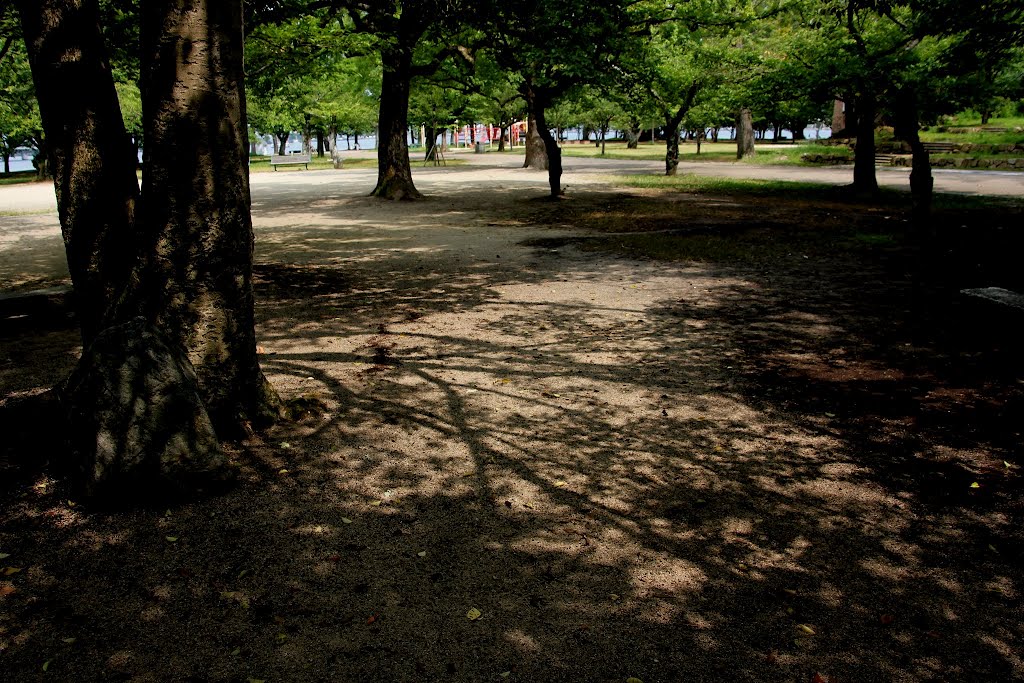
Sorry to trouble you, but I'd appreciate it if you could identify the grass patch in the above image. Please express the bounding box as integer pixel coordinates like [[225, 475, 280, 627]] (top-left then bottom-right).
[[246, 156, 465, 172], [613, 173, 833, 196], [0, 171, 46, 186]]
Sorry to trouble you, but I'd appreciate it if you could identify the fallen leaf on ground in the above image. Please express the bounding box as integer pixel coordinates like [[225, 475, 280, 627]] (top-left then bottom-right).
[[220, 591, 250, 609], [500, 672, 511, 678], [42, 660, 51, 672], [609, 594, 620, 601], [165, 536, 178, 543], [812, 673, 831, 683], [4, 567, 23, 575], [277, 468, 289, 475], [0, 585, 16, 597], [0, 553, 9, 560], [417, 551, 427, 557], [554, 481, 567, 488], [230, 648, 241, 656], [366, 615, 377, 625], [61, 638, 76, 644], [626, 678, 644, 683], [466, 607, 482, 621], [523, 502, 534, 509], [798, 624, 816, 635], [280, 442, 291, 449], [880, 614, 895, 625], [970, 482, 980, 488], [341, 517, 353, 524], [370, 500, 383, 507], [276, 633, 287, 644]]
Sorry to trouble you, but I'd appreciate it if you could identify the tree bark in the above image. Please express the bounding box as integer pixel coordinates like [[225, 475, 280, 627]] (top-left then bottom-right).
[[893, 97, 933, 237], [852, 93, 878, 194], [736, 108, 755, 159], [424, 124, 439, 161], [533, 104, 562, 198], [275, 130, 289, 155], [16, 0, 140, 344], [625, 119, 640, 149], [664, 108, 685, 175], [141, 0, 279, 434], [523, 109, 547, 170], [371, 43, 421, 199]]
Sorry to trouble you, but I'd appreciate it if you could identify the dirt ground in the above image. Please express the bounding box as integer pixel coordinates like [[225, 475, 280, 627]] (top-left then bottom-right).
[[1, 158, 1022, 682]]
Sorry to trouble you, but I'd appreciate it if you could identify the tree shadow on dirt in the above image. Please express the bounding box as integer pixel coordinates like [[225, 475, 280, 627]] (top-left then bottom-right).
[[2, 185, 1022, 682]]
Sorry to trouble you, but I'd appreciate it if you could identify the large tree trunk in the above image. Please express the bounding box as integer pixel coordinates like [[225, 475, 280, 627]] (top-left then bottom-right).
[[625, 119, 640, 149], [16, 0, 140, 345], [141, 0, 279, 435], [533, 105, 562, 198], [664, 108, 685, 175], [893, 97, 933, 238], [275, 130, 289, 155], [372, 43, 420, 199], [523, 109, 547, 170], [497, 123, 507, 152], [852, 93, 878, 194], [424, 124, 439, 161], [523, 84, 560, 195], [301, 114, 312, 156], [736, 108, 755, 159]]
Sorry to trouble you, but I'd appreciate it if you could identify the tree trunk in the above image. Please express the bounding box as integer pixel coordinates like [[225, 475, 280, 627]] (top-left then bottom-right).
[[981, 110, 991, 125], [424, 124, 439, 161], [523, 109, 547, 170], [497, 124, 507, 152], [533, 104, 562, 198], [16, 0, 140, 345], [711, 127, 719, 143], [301, 114, 312, 156], [736, 108, 755, 159], [625, 119, 640, 149], [315, 129, 324, 157], [2, 152, 9, 174], [664, 109, 685, 175], [852, 93, 878, 194], [893, 97, 933, 237], [275, 131, 289, 155], [372, 43, 421, 199], [524, 83, 565, 194], [141, 0, 279, 434]]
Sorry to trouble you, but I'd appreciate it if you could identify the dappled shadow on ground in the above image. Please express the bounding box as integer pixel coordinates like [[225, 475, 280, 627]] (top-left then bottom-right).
[[1, 185, 1022, 682]]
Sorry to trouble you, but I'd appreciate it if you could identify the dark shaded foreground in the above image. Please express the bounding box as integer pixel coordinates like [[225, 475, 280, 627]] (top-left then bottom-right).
[[1, 186, 1021, 682]]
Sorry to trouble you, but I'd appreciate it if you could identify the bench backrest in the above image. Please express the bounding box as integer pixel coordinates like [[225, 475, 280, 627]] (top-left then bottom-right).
[[271, 154, 311, 163]]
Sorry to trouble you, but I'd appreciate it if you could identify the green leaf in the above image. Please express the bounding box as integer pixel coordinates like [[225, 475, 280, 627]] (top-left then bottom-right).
[[466, 607, 482, 621], [42, 660, 51, 672], [165, 536, 178, 542]]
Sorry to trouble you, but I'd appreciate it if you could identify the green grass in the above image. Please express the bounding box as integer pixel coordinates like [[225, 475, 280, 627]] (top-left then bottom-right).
[[247, 155, 465, 172], [610, 172, 1023, 211], [612, 172, 835, 196], [0, 171, 46, 186], [557, 141, 857, 166]]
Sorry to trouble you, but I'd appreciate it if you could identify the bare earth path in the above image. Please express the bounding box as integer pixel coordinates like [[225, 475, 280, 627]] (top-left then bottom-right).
[[0, 158, 1022, 682]]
